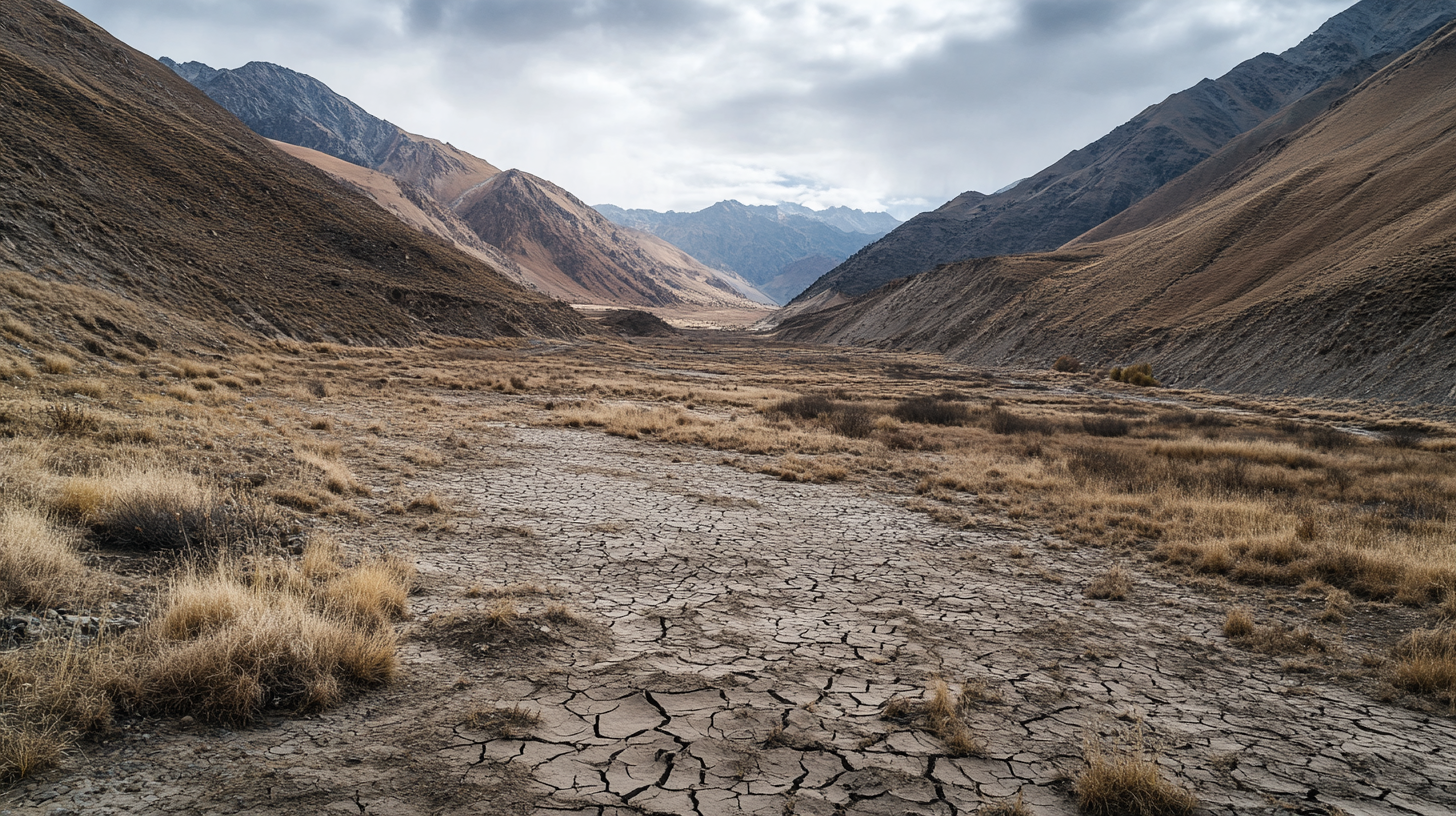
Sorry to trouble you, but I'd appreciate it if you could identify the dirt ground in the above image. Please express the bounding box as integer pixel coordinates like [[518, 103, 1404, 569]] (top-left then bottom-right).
[[3, 341, 1454, 816]]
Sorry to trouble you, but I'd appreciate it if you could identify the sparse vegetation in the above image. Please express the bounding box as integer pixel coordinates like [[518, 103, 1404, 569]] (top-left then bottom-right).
[[1075, 729, 1198, 816], [882, 678, 984, 756], [1108, 362, 1160, 387], [1085, 564, 1132, 601]]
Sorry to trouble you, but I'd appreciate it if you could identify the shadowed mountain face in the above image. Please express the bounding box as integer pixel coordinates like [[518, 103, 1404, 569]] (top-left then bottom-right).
[[0, 0, 586, 344], [779, 20, 1456, 404], [793, 0, 1456, 305], [166, 59, 772, 312], [596, 201, 894, 303]]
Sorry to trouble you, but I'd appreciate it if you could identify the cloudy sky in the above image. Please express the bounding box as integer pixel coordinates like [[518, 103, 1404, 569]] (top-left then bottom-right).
[[69, 0, 1352, 218]]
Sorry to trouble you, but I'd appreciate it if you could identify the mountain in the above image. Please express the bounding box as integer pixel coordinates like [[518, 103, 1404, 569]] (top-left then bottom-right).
[[595, 201, 896, 303], [0, 0, 585, 344], [458, 173, 775, 309], [790, 0, 1456, 307], [166, 59, 771, 314], [779, 19, 1456, 404]]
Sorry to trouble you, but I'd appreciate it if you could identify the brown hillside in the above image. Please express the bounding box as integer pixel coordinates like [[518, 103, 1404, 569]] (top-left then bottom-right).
[[456, 170, 776, 311], [0, 0, 586, 345], [269, 140, 537, 291], [781, 21, 1456, 404]]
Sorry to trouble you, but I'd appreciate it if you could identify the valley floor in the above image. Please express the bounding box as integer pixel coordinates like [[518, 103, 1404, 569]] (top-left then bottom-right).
[[2, 335, 1454, 815]]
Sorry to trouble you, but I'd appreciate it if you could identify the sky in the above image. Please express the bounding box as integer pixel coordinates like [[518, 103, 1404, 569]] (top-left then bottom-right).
[[67, 0, 1353, 219]]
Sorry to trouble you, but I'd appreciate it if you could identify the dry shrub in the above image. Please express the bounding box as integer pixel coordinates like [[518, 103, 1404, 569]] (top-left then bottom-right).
[[1085, 564, 1132, 601], [1082, 415, 1132, 438], [828, 403, 877, 439], [1075, 730, 1197, 816], [406, 492, 451, 514], [980, 791, 1034, 816], [772, 394, 835, 419], [1108, 363, 1161, 388], [0, 638, 114, 783], [1390, 627, 1456, 702], [894, 396, 970, 426], [1053, 355, 1082, 374], [59, 466, 272, 553]]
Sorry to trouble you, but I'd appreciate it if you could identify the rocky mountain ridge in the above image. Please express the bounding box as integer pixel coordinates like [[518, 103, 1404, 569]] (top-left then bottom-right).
[[791, 0, 1456, 306], [779, 17, 1456, 404], [166, 59, 771, 313], [595, 200, 895, 303]]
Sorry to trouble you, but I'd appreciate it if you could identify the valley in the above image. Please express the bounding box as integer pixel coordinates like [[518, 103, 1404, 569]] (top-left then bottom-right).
[[2, 330, 1454, 815]]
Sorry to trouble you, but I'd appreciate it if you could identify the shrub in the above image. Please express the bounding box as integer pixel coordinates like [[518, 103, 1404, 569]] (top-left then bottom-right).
[[1081, 415, 1132, 438], [1053, 355, 1082, 373], [988, 408, 1057, 435], [1109, 363, 1160, 387], [828, 403, 876, 438], [772, 394, 835, 419], [1222, 607, 1255, 638], [893, 397, 970, 426]]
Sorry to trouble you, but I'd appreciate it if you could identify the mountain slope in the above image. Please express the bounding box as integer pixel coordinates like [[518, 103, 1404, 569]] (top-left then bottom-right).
[[458, 172, 775, 309], [0, 0, 585, 344], [161, 58, 502, 207], [779, 20, 1456, 404], [166, 59, 770, 313], [596, 200, 893, 303], [792, 0, 1456, 305]]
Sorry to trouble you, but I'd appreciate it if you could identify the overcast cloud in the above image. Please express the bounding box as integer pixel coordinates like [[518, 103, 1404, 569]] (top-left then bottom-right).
[[67, 0, 1352, 217]]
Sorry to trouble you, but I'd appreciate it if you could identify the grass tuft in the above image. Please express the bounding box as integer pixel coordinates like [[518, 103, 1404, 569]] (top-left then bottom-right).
[[1075, 729, 1198, 816]]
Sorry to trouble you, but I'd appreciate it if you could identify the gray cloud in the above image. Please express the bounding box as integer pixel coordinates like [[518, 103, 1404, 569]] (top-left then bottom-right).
[[403, 0, 726, 40], [65, 0, 1356, 217]]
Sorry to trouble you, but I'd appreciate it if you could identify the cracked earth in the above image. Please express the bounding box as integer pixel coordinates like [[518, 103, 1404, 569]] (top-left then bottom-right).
[[6, 412, 1454, 815]]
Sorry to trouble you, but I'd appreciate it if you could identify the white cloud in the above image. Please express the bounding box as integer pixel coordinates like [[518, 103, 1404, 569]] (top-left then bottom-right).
[[67, 0, 1354, 217]]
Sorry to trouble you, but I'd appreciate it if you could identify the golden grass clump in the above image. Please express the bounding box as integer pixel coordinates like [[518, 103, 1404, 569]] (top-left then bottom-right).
[[403, 445, 444, 467], [299, 452, 370, 496], [1390, 627, 1456, 702], [127, 559, 401, 724], [323, 556, 415, 630], [1084, 564, 1133, 601], [38, 355, 73, 375], [0, 507, 88, 609], [1075, 730, 1198, 816], [0, 638, 115, 783], [1223, 607, 1255, 639]]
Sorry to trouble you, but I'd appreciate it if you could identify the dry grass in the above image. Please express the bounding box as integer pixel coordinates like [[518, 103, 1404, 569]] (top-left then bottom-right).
[[298, 452, 370, 496], [123, 555, 404, 724], [1223, 607, 1255, 639], [1084, 564, 1133, 601], [1075, 729, 1198, 816], [403, 445, 444, 467], [979, 791, 1034, 816], [462, 704, 542, 738], [0, 508, 88, 609], [1390, 627, 1456, 703], [882, 677, 984, 757]]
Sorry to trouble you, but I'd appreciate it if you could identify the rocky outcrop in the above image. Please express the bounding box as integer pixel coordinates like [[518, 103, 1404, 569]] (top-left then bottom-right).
[[793, 0, 1456, 305]]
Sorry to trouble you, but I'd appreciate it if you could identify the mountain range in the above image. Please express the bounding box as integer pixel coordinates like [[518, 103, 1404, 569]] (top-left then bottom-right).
[[595, 201, 897, 303], [164, 59, 774, 315], [789, 0, 1456, 311], [0, 0, 584, 345], [780, 11, 1456, 404]]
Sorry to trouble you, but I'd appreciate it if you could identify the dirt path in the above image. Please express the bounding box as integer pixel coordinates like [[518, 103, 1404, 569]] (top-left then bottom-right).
[[6, 421, 1454, 815]]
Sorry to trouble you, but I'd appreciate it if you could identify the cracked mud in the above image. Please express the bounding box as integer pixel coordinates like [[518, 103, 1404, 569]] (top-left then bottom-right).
[[7, 420, 1454, 815]]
